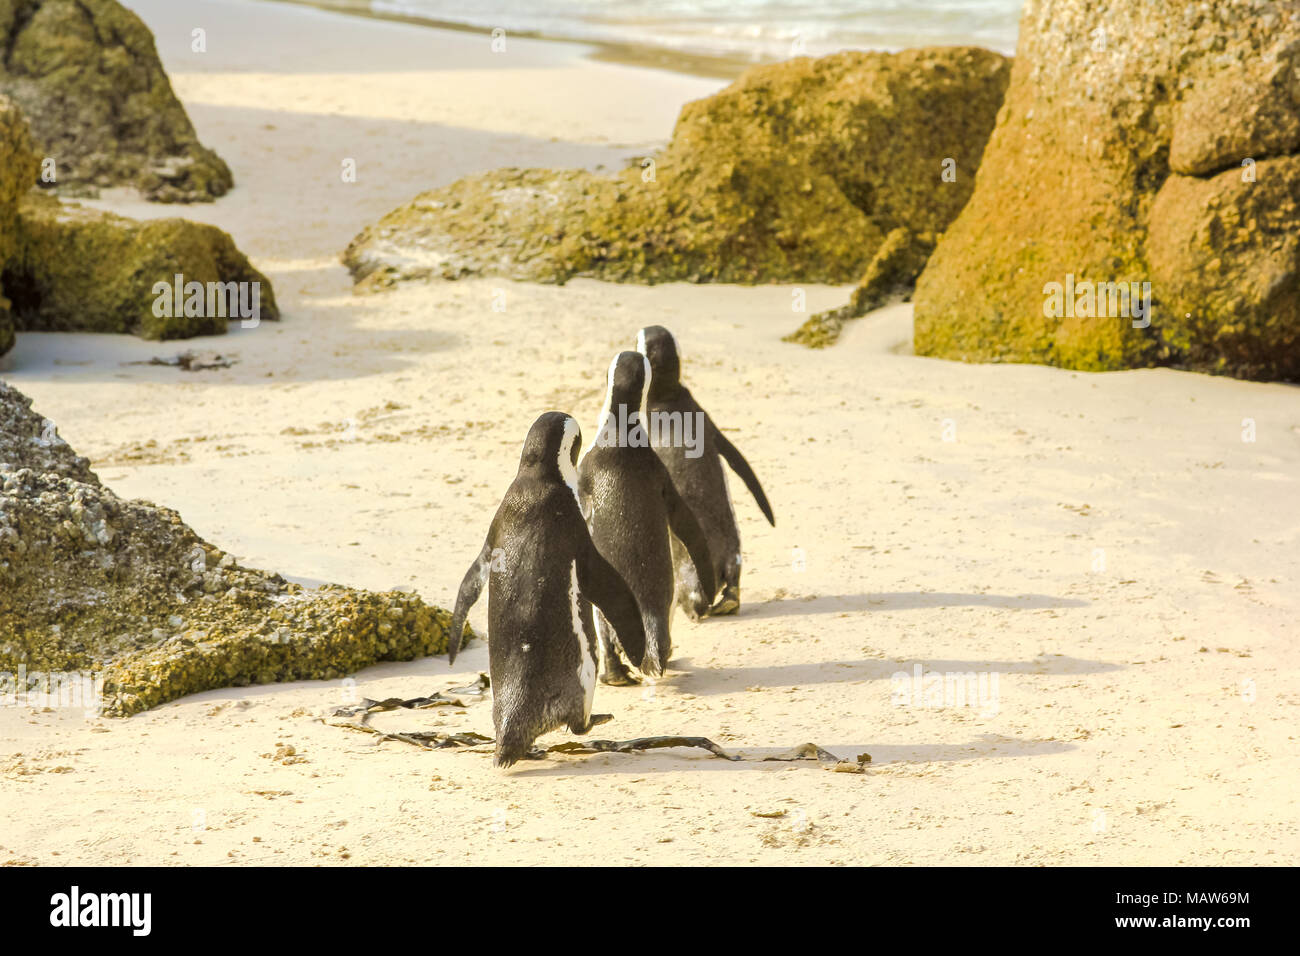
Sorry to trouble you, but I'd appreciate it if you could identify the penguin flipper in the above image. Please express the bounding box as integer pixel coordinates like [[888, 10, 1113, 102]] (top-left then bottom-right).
[[660, 465, 719, 602], [709, 419, 775, 526], [578, 541, 647, 670], [449, 537, 493, 665]]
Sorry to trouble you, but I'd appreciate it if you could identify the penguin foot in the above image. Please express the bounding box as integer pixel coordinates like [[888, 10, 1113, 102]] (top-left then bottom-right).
[[709, 586, 740, 616], [570, 713, 614, 734], [599, 645, 641, 685], [600, 671, 641, 686]]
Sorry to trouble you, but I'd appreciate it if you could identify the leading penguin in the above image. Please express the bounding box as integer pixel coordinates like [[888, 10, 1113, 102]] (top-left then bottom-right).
[[635, 325, 775, 619], [578, 351, 717, 684], [447, 411, 647, 768]]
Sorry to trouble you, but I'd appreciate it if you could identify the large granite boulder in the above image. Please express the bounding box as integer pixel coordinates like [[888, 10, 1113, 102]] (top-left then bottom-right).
[[0, 380, 463, 716], [0, 0, 233, 202], [346, 47, 1010, 290], [913, 0, 1300, 380]]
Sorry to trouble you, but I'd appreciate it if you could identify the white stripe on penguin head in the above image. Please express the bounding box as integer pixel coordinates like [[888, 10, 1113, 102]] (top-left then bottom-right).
[[582, 354, 622, 463], [639, 353, 651, 420], [559, 415, 580, 504]]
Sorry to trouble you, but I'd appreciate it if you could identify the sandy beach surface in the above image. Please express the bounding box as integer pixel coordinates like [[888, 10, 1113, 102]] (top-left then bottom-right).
[[1, 0, 1297, 866]]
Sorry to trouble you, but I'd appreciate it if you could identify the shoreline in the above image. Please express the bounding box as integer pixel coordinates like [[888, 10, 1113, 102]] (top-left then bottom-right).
[[261, 0, 764, 79], [257, 0, 1016, 81]]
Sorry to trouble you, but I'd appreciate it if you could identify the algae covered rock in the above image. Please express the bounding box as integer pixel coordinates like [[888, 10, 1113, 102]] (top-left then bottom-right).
[[786, 227, 937, 347], [1145, 155, 1300, 379], [346, 168, 615, 289], [0, 93, 38, 355], [0, 380, 464, 716], [0, 378, 95, 481], [347, 47, 1010, 289], [913, 0, 1300, 380], [0, 0, 233, 202], [0, 86, 271, 357], [5, 193, 279, 340]]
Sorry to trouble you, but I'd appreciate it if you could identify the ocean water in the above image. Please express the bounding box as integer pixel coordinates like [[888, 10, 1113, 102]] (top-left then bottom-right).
[[369, 0, 1024, 61]]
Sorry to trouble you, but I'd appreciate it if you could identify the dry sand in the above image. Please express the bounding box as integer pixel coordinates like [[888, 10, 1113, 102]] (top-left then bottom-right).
[[1, 0, 1297, 866]]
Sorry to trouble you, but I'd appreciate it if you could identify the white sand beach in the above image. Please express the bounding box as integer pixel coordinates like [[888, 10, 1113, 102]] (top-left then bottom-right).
[[0, 0, 1297, 865]]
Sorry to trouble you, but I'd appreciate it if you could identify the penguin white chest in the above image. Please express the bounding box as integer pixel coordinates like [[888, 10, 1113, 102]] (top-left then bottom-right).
[[570, 559, 596, 719]]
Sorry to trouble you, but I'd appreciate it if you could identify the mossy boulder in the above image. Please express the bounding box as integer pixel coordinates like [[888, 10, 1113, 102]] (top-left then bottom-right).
[[0, 98, 275, 358], [346, 168, 614, 289], [0, 0, 233, 202], [0, 93, 37, 354], [786, 227, 938, 347], [1145, 155, 1300, 379], [346, 48, 1010, 289], [913, 0, 1300, 380], [0, 380, 465, 716], [5, 193, 279, 340]]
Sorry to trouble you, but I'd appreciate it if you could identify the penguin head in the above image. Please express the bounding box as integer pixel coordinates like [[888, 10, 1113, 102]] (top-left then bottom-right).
[[518, 411, 581, 487], [605, 350, 650, 417], [635, 325, 680, 399]]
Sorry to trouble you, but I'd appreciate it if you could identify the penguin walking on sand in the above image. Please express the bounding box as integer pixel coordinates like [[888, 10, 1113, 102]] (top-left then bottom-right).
[[578, 351, 717, 684], [635, 325, 775, 620], [447, 411, 647, 768]]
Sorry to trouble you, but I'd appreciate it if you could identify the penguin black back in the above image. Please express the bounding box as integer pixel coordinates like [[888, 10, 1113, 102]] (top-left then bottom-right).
[[447, 411, 646, 767], [579, 352, 716, 681], [635, 326, 774, 620]]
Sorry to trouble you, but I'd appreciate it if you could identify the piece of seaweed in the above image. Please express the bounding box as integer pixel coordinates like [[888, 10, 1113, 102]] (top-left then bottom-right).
[[322, 675, 870, 770]]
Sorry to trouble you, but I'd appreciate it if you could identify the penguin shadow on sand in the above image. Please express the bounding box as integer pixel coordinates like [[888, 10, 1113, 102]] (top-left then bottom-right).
[[667, 588, 1111, 694], [668, 653, 1121, 697], [737, 590, 1089, 620]]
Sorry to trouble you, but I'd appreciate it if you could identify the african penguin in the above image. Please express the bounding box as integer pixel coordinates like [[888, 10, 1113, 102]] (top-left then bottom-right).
[[577, 351, 718, 684], [447, 411, 647, 768], [635, 325, 775, 620]]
